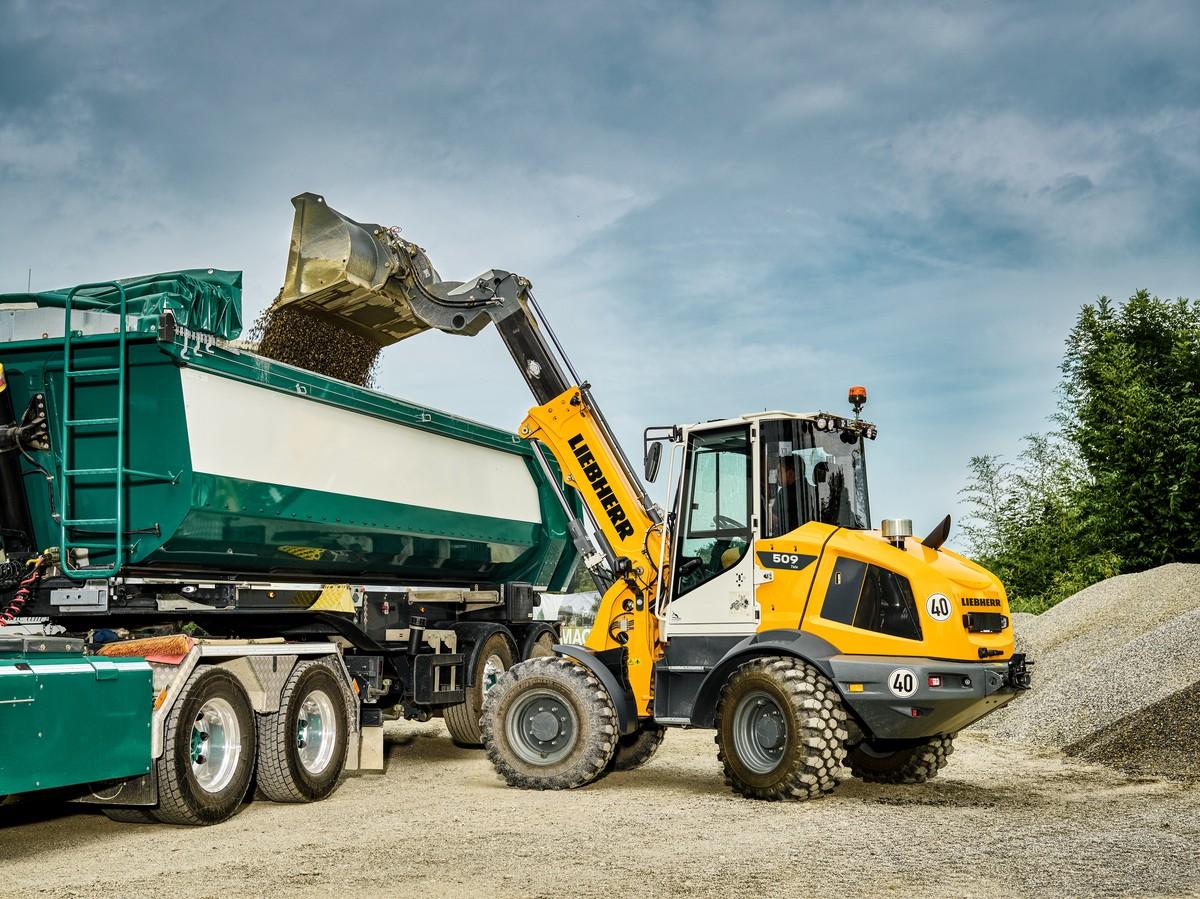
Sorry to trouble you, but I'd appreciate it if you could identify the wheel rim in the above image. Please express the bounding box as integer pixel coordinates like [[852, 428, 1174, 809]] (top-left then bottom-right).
[[296, 688, 338, 775], [731, 689, 788, 774], [481, 654, 507, 694], [505, 688, 578, 765], [191, 697, 241, 793]]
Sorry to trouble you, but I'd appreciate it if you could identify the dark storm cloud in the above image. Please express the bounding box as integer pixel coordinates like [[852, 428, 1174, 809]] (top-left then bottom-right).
[[2, 0, 1198, 535]]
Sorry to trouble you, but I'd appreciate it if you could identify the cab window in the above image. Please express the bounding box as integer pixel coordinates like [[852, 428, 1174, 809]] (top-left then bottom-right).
[[761, 419, 871, 538], [672, 426, 752, 598]]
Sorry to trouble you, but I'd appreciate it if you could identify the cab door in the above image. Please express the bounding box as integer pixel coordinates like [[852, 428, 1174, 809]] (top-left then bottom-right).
[[666, 425, 758, 637]]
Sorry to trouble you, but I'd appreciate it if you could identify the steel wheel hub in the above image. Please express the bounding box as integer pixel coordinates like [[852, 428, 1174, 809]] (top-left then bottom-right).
[[482, 654, 506, 694], [296, 688, 338, 775], [732, 690, 789, 775], [506, 689, 578, 766], [191, 697, 241, 793]]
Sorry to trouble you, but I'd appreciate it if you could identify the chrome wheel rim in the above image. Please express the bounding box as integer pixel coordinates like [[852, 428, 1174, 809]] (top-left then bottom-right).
[[297, 688, 338, 775], [732, 689, 788, 775], [506, 689, 578, 765], [191, 697, 241, 793], [482, 654, 507, 694]]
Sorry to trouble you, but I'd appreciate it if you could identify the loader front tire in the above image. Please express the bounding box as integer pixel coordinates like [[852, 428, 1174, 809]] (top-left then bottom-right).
[[609, 723, 666, 772], [481, 656, 617, 790], [445, 633, 514, 747], [847, 734, 955, 784], [716, 656, 848, 801]]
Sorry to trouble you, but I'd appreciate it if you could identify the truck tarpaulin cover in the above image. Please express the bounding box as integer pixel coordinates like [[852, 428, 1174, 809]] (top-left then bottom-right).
[[5, 270, 243, 341]]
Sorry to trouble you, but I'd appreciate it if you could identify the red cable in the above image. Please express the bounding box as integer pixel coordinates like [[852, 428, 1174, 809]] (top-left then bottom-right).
[[0, 556, 46, 627]]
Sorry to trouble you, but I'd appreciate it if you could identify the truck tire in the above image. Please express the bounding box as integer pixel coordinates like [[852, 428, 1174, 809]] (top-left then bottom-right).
[[153, 665, 257, 825], [256, 660, 350, 803], [528, 631, 555, 658], [716, 656, 848, 801], [102, 807, 158, 824], [445, 632, 514, 747], [847, 734, 955, 784], [481, 656, 617, 789], [609, 724, 666, 772]]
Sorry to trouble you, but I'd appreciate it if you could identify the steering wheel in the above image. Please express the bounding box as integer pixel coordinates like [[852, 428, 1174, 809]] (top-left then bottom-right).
[[713, 514, 745, 531]]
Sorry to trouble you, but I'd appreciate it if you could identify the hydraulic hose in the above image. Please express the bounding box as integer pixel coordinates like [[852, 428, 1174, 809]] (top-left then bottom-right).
[[0, 553, 47, 628]]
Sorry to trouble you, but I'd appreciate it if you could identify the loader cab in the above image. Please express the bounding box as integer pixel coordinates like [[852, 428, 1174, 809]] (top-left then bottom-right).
[[662, 412, 873, 637]]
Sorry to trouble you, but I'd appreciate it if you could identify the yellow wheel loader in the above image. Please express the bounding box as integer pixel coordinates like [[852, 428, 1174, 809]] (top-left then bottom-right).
[[278, 193, 1032, 800]]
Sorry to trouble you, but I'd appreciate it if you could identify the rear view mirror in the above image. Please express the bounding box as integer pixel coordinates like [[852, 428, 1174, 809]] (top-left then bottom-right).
[[644, 440, 663, 483]]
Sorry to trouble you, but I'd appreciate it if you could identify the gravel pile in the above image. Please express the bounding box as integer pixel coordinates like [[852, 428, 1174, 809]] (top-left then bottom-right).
[[249, 302, 381, 387], [979, 563, 1200, 780]]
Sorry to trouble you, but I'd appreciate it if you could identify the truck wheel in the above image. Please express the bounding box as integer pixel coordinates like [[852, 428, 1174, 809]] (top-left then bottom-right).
[[528, 631, 555, 658], [610, 724, 666, 772], [102, 807, 158, 824], [445, 632, 514, 747], [716, 656, 848, 801], [481, 656, 617, 789], [256, 660, 350, 802], [154, 666, 257, 825], [847, 734, 955, 784]]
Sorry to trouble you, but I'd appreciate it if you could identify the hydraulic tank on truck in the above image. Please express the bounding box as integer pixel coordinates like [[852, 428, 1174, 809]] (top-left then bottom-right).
[[0, 273, 579, 588]]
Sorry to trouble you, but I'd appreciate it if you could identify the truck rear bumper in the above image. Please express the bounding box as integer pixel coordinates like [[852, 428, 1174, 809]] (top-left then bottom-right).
[[828, 654, 1029, 742]]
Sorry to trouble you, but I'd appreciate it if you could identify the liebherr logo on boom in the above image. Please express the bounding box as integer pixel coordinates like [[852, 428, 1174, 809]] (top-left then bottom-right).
[[568, 434, 635, 540]]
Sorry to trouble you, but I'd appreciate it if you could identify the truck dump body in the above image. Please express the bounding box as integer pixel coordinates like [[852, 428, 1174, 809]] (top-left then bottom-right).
[[0, 272, 578, 589]]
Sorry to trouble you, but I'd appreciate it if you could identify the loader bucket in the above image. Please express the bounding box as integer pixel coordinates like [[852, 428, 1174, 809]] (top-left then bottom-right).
[[277, 192, 436, 347]]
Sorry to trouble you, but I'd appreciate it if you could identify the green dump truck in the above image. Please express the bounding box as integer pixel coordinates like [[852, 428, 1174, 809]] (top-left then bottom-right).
[[0, 270, 580, 825]]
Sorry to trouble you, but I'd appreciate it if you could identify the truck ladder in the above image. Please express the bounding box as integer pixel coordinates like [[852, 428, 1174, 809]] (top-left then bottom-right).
[[59, 282, 146, 580]]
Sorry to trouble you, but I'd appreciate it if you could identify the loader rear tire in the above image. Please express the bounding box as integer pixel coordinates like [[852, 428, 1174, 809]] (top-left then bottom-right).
[[446, 633, 514, 747], [716, 656, 848, 801], [256, 660, 350, 803], [481, 656, 617, 790], [609, 724, 666, 772], [153, 666, 256, 825], [847, 733, 955, 784]]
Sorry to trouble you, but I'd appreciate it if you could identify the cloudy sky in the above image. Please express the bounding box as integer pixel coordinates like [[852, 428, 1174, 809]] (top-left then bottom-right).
[[2, 1, 1198, 543]]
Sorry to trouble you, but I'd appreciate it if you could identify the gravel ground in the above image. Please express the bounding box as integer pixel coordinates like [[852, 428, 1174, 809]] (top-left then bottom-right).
[[979, 564, 1200, 778], [1, 721, 1197, 899]]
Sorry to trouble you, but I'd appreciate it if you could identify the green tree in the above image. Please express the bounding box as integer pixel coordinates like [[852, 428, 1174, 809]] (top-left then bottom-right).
[[1060, 291, 1200, 570], [960, 290, 1198, 611], [960, 433, 1118, 612]]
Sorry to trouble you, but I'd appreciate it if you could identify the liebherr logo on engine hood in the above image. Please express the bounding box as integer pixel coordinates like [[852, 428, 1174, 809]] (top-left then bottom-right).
[[569, 434, 635, 540]]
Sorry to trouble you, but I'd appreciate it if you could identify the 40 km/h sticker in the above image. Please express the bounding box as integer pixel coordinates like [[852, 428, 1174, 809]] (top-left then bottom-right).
[[926, 593, 952, 621], [887, 668, 919, 698]]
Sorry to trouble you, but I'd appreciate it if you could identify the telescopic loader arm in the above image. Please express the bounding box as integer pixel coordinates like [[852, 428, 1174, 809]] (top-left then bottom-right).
[[279, 193, 667, 715]]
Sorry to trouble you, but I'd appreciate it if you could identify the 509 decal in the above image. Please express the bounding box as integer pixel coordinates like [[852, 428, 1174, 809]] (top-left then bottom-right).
[[756, 551, 817, 571]]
